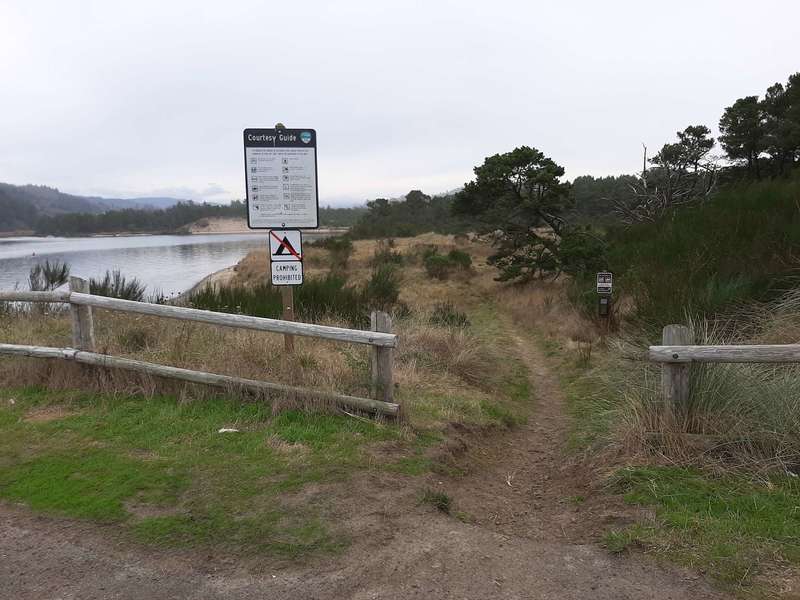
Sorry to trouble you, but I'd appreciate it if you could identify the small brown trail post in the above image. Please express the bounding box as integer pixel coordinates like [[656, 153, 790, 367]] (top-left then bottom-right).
[[371, 310, 394, 406], [660, 324, 691, 428], [280, 286, 295, 353], [68, 276, 96, 351]]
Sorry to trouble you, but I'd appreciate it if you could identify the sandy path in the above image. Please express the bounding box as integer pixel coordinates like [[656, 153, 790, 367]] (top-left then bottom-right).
[[0, 327, 730, 599]]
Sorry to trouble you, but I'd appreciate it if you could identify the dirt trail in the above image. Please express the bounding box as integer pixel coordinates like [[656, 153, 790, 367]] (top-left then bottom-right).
[[0, 330, 730, 599], [439, 330, 645, 542]]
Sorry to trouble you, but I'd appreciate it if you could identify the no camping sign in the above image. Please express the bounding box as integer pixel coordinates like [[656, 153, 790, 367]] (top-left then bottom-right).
[[269, 229, 303, 286]]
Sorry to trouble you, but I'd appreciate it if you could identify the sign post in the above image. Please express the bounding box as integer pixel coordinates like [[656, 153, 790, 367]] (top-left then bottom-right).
[[596, 271, 613, 332], [244, 123, 318, 354], [269, 228, 303, 353]]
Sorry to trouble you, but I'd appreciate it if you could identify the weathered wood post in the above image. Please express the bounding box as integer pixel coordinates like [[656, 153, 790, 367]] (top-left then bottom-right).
[[69, 276, 96, 351], [371, 311, 394, 405], [660, 324, 691, 427], [281, 286, 295, 354]]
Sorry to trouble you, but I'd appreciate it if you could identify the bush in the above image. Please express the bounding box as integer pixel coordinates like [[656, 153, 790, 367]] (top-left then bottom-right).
[[190, 270, 403, 328], [423, 249, 472, 280], [28, 260, 70, 291], [423, 254, 453, 280], [430, 302, 470, 328], [90, 270, 146, 301], [447, 248, 472, 270], [310, 235, 354, 272], [190, 274, 371, 327], [407, 243, 439, 265], [362, 264, 401, 311]]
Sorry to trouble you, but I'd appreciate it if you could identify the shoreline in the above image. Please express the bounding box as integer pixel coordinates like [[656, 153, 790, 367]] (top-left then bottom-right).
[[0, 228, 348, 240], [178, 265, 238, 301]]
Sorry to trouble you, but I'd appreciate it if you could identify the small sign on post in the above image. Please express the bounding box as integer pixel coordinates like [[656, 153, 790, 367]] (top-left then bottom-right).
[[269, 229, 303, 286], [596, 271, 613, 328], [596, 271, 613, 295]]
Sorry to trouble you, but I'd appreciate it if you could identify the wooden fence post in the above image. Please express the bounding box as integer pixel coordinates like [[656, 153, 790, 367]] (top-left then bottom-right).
[[371, 311, 394, 406], [661, 324, 691, 426], [69, 276, 95, 351]]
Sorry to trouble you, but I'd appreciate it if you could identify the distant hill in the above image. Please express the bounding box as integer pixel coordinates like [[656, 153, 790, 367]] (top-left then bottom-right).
[[0, 182, 187, 231]]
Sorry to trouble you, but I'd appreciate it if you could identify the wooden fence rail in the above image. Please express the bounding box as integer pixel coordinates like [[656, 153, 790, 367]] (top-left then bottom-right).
[[649, 324, 800, 414], [0, 277, 398, 416]]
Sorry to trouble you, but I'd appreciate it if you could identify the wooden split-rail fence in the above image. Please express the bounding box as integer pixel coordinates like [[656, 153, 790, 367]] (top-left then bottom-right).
[[0, 276, 399, 417], [650, 323, 800, 419]]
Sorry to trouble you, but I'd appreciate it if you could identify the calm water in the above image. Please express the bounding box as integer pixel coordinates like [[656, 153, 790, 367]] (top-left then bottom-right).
[[0, 233, 327, 296]]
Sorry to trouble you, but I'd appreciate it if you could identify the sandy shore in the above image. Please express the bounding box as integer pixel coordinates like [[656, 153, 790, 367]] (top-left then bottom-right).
[[185, 217, 348, 236], [179, 264, 238, 300]]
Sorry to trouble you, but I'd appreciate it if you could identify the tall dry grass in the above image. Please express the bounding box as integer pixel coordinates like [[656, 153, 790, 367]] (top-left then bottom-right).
[[0, 234, 521, 430], [590, 298, 800, 467]]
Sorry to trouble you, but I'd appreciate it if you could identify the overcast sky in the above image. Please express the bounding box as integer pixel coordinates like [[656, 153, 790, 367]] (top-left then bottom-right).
[[1, 1, 798, 206]]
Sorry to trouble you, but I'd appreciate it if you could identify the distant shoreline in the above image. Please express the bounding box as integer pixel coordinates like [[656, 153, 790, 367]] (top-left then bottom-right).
[[0, 228, 348, 240]]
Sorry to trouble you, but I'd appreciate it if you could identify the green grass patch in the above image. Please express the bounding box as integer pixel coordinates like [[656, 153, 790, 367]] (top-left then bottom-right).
[[611, 466, 800, 588], [0, 386, 405, 558], [530, 334, 614, 450], [0, 449, 182, 521]]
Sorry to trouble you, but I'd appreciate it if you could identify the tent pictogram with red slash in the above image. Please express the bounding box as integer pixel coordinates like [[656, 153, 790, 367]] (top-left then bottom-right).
[[269, 229, 302, 262]]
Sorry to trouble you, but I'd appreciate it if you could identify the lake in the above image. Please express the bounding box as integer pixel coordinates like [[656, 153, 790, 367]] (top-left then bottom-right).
[[0, 233, 328, 296]]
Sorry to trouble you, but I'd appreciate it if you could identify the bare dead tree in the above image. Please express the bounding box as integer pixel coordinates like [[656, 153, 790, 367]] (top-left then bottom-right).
[[615, 127, 719, 225]]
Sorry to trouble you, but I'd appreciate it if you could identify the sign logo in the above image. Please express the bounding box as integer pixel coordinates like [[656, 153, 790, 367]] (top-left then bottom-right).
[[300, 131, 312, 144]]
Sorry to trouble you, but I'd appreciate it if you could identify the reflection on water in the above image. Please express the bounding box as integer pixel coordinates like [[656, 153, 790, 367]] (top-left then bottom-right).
[[0, 233, 326, 296]]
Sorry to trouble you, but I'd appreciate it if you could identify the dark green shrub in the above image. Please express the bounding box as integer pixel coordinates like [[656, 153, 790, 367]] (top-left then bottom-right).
[[362, 264, 401, 311], [407, 244, 439, 265], [90, 270, 146, 301], [310, 235, 354, 272], [430, 302, 470, 328], [422, 248, 473, 280], [28, 260, 70, 291], [447, 249, 472, 270], [190, 276, 365, 326], [424, 254, 453, 279]]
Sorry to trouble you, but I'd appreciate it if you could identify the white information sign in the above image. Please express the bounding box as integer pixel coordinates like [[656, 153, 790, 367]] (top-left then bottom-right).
[[596, 271, 613, 295], [271, 262, 304, 286], [244, 128, 318, 229]]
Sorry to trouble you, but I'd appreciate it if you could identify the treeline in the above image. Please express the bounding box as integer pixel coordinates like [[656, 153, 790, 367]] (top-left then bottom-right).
[[719, 73, 800, 179], [319, 205, 368, 228], [349, 190, 468, 239], [35, 202, 247, 236], [32, 200, 368, 236], [346, 176, 640, 239]]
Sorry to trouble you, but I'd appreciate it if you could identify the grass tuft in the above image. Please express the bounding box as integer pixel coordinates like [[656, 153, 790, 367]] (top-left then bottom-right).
[[420, 488, 452, 513]]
